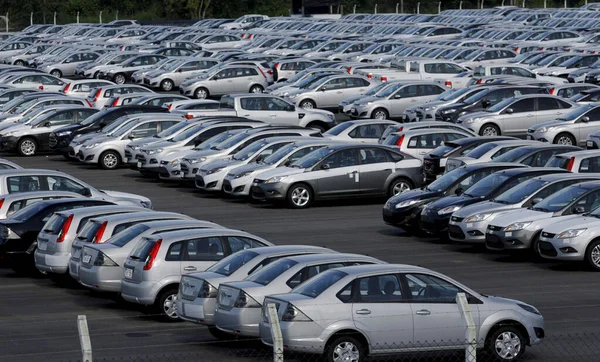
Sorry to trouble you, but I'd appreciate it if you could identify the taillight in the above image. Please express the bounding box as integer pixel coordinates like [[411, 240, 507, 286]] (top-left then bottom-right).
[[381, 76, 388, 82], [92, 221, 108, 244], [86, 99, 93, 107], [143, 239, 162, 270], [347, 67, 352, 74], [445, 81, 452, 88], [515, 47, 519, 53], [397, 126, 403, 132], [57, 214, 73, 243], [112, 97, 119, 107], [476, 78, 483, 84], [549, 88, 555, 95], [267, 70, 273, 75], [396, 134, 405, 146], [119, 45, 124, 51], [185, 113, 194, 119], [274, 62, 280, 69], [0, 199, 4, 209], [566, 157, 575, 171], [93, 89, 102, 102], [38, 85, 44, 90], [367, 73, 373, 79], [63, 83, 71, 94], [167, 104, 173, 111], [258, 68, 267, 79]]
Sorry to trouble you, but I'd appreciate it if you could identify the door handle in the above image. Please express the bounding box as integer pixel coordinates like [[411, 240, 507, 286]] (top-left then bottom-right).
[[336, 91, 343, 94], [526, 114, 534, 117], [242, 114, 251, 117], [555, 112, 562, 115], [183, 266, 197, 271], [356, 309, 371, 315], [416, 309, 431, 316]]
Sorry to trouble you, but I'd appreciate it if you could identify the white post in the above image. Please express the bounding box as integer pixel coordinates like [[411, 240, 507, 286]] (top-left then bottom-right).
[[457, 293, 476, 362], [401, 0, 404, 13], [53, 12, 56, 25], [116, 10, 119, 20], [77, 315, 93, 362], [544, 0, 547, 7], [396, 3, 399, 13], [522, 0, 525, 7], [416, 2, 420, 14], [481, 0, 484, 9], [564, 0, 567, 8], [438, 1, 441, 13], [77, 11, 79, 23], [267, 304, 283, 362], [30, 12, 33, 26], [501, 0, 505, 5], [99, 10, 102, 23], [353, 4, 356, 13], [459, 1, 463, 9], [374, 3, 378, 14], [5, 13, 7, 32]]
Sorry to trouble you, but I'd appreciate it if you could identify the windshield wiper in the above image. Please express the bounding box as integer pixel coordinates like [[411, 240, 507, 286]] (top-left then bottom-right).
[[462, 193, 474, 198], [492, 199, 510, 204], [210, 146, 220, 150], [532, 207, 549, 212]]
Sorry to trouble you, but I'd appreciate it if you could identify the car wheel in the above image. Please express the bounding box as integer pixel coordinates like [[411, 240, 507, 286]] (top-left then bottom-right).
[[480, 123, 500, 136], [17, 138, 37, 156], [113, 73, 126, 85], [585, 239, 600, 271], [530, 232, 543, 260], [554, 133, 575, 146], [207, 326, 236, 340], [249, 84, 264, 93], [160, 79, 174, 92], [50, 69, 62, 78], [325, 336, 365, 362], [195, 87, 209, 99], [287, 183, 313, 209], [99, 151, 121, 170], [156, 287, 180, 321], [488, 326, 526, 362], [299, 99, 316, 109], [14, 60, 25, 66], [93, 71, 100, 79], [389, 178, 413, 197], [372, 108, 389, 120]]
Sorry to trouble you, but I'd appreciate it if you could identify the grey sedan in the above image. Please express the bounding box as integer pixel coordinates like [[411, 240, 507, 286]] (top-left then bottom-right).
[[528, 104, 600, 146]]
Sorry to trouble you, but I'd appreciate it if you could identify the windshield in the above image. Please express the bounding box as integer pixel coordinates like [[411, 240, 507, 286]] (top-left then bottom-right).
[[464, 173, 511, 198], [292, 270, 347, 298], [297, 74, 330, 89], [233, 140, 267, 161], [9, 202, 47, 221], [429, 143, 459, 157], [494, 147, 532, 162], [80, 111, 107, 126], [324, 122, 353, 136], [10, 99, 37, 114], [463, 89, 492, 105], [109, 224, 150, 247], [213, 132, 249, 150], [111, 121, 140, 137], [533, 185, 588, 212], [207, 250, 259, 276], [193, 131, 239, 151], [291, 147, 334, 168], [156, 122, 189, 138], [0, 96, 26, 112], [559, 105, 594, 121], [427, 167, 471, 191], [377, 83, 404, 98], [494, 178, 548, 204], [545, 156, 570, 168], [467, 143, 501, 159], [170, 124, 205, 142], [17, 107, 53, 124], [245, 259, 298, 285], [365, 82, 391, 96]]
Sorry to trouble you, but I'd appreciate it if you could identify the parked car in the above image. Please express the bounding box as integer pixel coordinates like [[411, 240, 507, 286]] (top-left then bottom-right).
[[323, 120, 398, 144], [445, 140, 538, 172], [381, 128, 472, 161], [545, 150, 600, 172], [0, 190, 81, 219], [180, 65, 269, 99], [527, 104, 600, 146]]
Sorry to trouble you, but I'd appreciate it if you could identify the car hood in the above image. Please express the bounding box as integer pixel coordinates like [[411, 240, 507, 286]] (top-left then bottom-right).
[[529, 119, 572, 130], [229, 162, 270, 175], [200, 158, 239, 171], [100, 189, 151, 206], [491, 208, 552, 227], [129, 136, 161, 147], [255, 166, 306, 181], [438, 102, 467, 112], [56, 123, 83, 133], [285, 88, 310, 97], [453, 201, 518, 218], [340, 94, 367, 105], [535, 66, 566, 74], [142, 139, 176, 151], [354, 96, 383, 105], [181, 149, 223, 160], [146, 69, 166, 78], [457, 110, 491, 121], [539, 215, 599, 234], [426, 194, 484, 211], [386, 188, 442, 205]]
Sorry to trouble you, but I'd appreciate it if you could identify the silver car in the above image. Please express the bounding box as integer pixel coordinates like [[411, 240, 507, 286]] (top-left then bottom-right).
[[143, 58, 219, 91], [381, 128, 472, 161], [85, 85, 154, 109], [78, 219, 220, 293], [448, 174, 600, 244], [60, 80, 115, 98], [69, 211, 193, 281], [404, 86, 490, 122], [527, 104, 600, 146], [323, 120, 398, 144], [39, 51, 100, 78], [259, 264, 544, 362], [251, 144, 424, 209], [485, 181, 600, 253], [349, 81, 447, 120], [121, 229, 273, 319], [176, 245, 334, 334], [456, 94, 576, 137], [214, 253, 383, 338], [0, 190, 80, 219], [545, 150, 600, 172], [445, 140, 536, 173], [180, 65, 269, 99], [35, 205, 144, 276], [287, 74, 374, 110]]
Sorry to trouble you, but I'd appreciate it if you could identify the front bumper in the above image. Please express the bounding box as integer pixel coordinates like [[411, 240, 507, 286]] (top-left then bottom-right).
[[78, 264, 124, 292], [349, 106, 372, 119], [448, 218, 488, 243], [34, 250, 70, 274], [214, 306, 262, 337], [0, 136, 18, 152], [538, 235, 586, 261], [526, 132, 553, 143], [78, 148, 99, 163], [176, 296, 218, 325], [485, 227, 535, 251], [420, 208, 451, 235], [586, 138, 600, 150], [382, 204, 424, 227], [195, 171, 225, 191], [250, 182, 287, 202], [222, 175, 251, 196]]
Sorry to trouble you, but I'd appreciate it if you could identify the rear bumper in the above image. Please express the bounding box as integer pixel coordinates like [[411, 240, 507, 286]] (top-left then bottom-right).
[[176, 297, 217, 325], [121, 280, 157, 305], [34, 250, 70, 274], [78, 265, 123, 292], [214, 307, 261, 337]]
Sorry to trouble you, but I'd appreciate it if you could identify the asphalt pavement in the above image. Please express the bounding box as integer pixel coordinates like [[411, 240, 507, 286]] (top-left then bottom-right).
[[0, 154, 599, 362]]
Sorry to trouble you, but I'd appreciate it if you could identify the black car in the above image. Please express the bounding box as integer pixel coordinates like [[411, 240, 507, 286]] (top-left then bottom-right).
[[382, 162, 527, 232], [0, 198, 114, 273], [49, 105, 169, 155], [419, 167, 570, 236], [435, 86, 547, 123], [493, 144, 581, 166], [423, 136, 515, 183]]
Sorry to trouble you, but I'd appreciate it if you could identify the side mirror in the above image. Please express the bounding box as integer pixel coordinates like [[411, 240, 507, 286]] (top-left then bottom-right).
[[285, 104, 295, 112], [504, 108, 514, 114], [455, 187, 464, 196], [43, 121, 52, 127], [320, 87, 327, 92], [212, 75, 219, 80], [255, 154, 265, 163], [283, 160, 291, 167], [581, 116, 590, 123], [177, 68, 182, 73], [394, 94, 402, 99], [81, 187, 92, 197], [320, 163, 330, 170], [481, 100, 491, 108], [531, 197, 543, 205], [573, 206, 586, 214]]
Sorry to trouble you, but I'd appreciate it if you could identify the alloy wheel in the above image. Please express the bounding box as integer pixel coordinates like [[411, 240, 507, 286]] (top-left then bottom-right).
[[20, 139, 36, 156], [393, 181, 411, 195], [291, 187, 310, 207], [332, 342, 360, 362], [163, 294, 178, 318], [103, 153, 118, 169], [494, 331, 522, 360], [591, 244, 600, 268]]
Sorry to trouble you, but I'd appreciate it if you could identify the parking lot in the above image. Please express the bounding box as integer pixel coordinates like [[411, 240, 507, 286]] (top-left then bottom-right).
[[0, 154, 598, 362]]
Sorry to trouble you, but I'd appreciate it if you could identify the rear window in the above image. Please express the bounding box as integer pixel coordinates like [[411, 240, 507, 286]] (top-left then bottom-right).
[[130, 237, 156, 261], [220, 96, 235, 109], [545, 156, 569, 169], [76, 220, 103, 242], [10, 202, 47, 221], [467, 143, 498, 159], [430, 143, 459, 157], [246, 258, 298, 286], [109, 224, 151, 247], [207, 250, 259, 276], [293, 270, 348, 298], [43, 213, 69, 234]]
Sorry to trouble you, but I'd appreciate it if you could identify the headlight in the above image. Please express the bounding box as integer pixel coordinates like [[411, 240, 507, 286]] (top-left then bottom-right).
[[557, 228, 586, 239], [188, 157, 206, 164], [442, 108, 457, 114], [517, 303, 541, 315], [83, 142, 100, 149], [424, 106, 438, 111], [265, 175, 288, 184], [394, 199, 419, 209], [3, 131, 16, 136], [170, 159, 180, 166], [464, 213, 492, 223], [462, 117, 481, 124], [56, 130, 72, 137], [504, 221, 532, 231], [438, 205, 462, 215], [535, 126, 555, 133], [235, 171, 253, 179], [288, 93, 300, 99], [145, 148, 163, 155], [326, 113, 335, 122], [233, 290, 261, 308], [207, 167, 224, 174]]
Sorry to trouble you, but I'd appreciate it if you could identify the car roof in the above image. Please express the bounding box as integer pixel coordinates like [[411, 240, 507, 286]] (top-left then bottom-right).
[[56, 205, 144, 218], [493, 166, 569, 176], [572, 180, 600, 189], [1, 190, 80, 201], [250, 245, 334, 255], [445, 136, 514, 145], [0, 168, 71, 177], [336, 120, 397, 126], [128, 219, 220, 229], [514, 144, 581, 152], [148, 228, 262, 241], [392, 128, 469, 136], [528, 173, 600, 183], [328, 263, 429, 275], [281, 253, 381, 264], [552, 149, 600, 158], [89, 211, 187, 223], [463, 162, 527, 170]]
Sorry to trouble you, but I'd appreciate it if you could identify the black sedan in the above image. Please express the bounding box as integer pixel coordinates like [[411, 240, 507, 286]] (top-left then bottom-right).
[[419, 167, 570, 236], [0, 198, 114, 273], [382, 162, 527, 232]]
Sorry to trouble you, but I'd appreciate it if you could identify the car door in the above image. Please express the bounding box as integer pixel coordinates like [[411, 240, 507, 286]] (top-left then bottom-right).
[[348, 123, 386, 143], [406, 133, 445, 160], [181, 236, 225, 274], [210, 68, 234, 95], [263, 97, 299, 124], [417, 84, 446, 104], [357, 147, 395, 195], [316, 78, 346, 108], [314, 148, 360, 197], [535, 97, 572, 125], [344, 77, 370, 99], [239, 97, 270, 120], [500, 98, 536, 136], [574, 107, 600, 145], [388, 85, 418, 117], [350, 274, 414, 351], [75, 109, 97, 122], [404, 273, 479, 348], [128, 121, 159, 140]]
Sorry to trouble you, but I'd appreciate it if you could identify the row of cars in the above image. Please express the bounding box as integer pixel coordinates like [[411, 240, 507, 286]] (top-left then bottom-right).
[[0, 159, 544, 362]]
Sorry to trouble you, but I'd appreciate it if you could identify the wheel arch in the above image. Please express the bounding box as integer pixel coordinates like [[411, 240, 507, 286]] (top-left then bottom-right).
[[482, 318, 531, 347], [553, 131, 576, 145], [325, 328, 372, 354], [479, 122, 501, 136], [154, 281, 180, 304]]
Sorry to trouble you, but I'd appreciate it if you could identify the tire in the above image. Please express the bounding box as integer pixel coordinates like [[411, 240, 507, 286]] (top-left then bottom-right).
[[207, 326, 236, 340], [554, 132, 576, 146], [480, 123, 500, 136], [93, 71, 100, 79], [487, 326, 526, 362], [17, 137, 37, 156], [155, 287, 180, 321], [249, 84, 264, 93], [287, 183, 313, 209], [195, 87, 209, 99], [585, 239, 600, 271], [388, 178, 413, 197], [160, 79, 174, 92], [14, 60, 25, 66], [325, 336, 366, 362], [50, 69, 62, 78], [530, 232, 543, 260], [113, 73, 126, 85], [99, 150, 121, 170], [372, 108, 389, 120], [299, 99, 316, 109], [307, 122, 327, 133]]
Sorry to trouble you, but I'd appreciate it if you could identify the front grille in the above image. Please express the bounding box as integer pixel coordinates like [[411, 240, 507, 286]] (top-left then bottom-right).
[[435, 114, 444, 122], [448, 225, 465, 240], [124, 150, 132, 158], [487, 225, 502, 231], [451, 216, 464, 222], [541, 232, 556, 238], [144, 79, 150, 85], [539, 241, 558, 257], [485, 234, 504, 249], [49, 136, 57, 147], [196, 176, 205, 188]]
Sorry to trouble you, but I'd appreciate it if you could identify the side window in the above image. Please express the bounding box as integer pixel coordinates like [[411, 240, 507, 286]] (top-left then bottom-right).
[[265, 97, 290, 111], [321, 149, 358, 169], [573, 190, 600, 212], [457, 169, 494, 189], [524, 150, 556, 167], [322, 78, 345, 91], [357, 274, 404, 303], [491, 146, 520, 159], [240, 97, 266, 111], [76, 110, 96, 121], [508, 98, 535, 113], [131, 122, 159, 138], [337, 282, 354, 303], [350, 124, 384, 139], [418, 84, 444, 96], [165, 242, 183, 261], [537, 97, 562, 111], [287, 146, 320, 164], [46, 111, 74, 126], [7, 176, 42, 193], [359, 148, 391, 164], [286, 263, 346, 289], [579, 157, 600, 172], [226, 236, 265, 253], [398, 85, 418, 98], [405, 273, 461, 303], [184, 237, 223, 261], [46, 176, 87, 194], [407, 134, 444, 149], [445, 133, 467, 141]]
